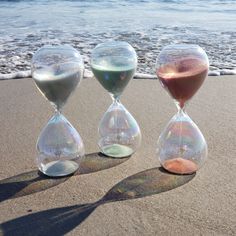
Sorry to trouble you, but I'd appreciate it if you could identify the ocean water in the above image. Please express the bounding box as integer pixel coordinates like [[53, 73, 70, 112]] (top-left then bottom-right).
[[0, 0, 235, 75]]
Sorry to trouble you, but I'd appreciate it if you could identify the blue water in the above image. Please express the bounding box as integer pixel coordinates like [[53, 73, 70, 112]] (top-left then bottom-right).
[[0, 0, 235, 74], [0, 0, 235, 34]]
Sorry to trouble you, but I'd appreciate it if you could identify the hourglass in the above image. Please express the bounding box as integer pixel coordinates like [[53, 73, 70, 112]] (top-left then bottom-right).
[[31, 45, 85, 177], [91, 41, 141, 158], [156, 44, 209, 174]]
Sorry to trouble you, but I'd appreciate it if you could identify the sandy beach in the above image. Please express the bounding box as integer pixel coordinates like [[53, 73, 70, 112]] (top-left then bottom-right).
[[0, 76, 235, 235]]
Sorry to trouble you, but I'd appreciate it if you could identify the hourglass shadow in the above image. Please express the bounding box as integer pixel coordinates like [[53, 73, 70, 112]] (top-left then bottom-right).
[[0, 152, 131, 203], [77, 152, 131, 175], [0, 168, 195, 236]]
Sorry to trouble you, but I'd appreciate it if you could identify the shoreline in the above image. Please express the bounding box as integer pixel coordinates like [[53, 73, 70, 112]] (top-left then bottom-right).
[[0, 68, 235, 81], [1, 30, 235, 78]]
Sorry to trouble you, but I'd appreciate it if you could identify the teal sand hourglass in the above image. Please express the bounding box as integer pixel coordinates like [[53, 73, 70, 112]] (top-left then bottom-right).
[[31, 45, 85, 177], [156, 44, 209, 174], [91, 41, 141, 158]]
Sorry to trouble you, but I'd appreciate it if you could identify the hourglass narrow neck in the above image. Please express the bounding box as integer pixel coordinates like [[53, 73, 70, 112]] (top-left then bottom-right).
[[54, 106, 62, 115], [51, 101, 63, 114], [175, 101, 187, 116], [110, 93, 121, 104]]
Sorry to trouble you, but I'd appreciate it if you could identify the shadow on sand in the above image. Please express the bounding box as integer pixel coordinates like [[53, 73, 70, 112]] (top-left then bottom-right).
[[0, 167, 195, 236], [0, 152, 131, 203]]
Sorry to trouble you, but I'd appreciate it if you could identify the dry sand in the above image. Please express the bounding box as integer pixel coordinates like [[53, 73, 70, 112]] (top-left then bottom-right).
[[0, 76, 235, 235]]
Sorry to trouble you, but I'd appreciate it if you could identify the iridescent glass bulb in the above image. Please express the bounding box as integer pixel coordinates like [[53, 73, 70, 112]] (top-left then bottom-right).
[[31, 45, 85, 177], [156, 44, 209, 174], [91, 41, 141, 158]]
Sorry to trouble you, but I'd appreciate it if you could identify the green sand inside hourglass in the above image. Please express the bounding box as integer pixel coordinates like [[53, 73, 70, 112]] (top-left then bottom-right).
[[101, 144, 134, 158], [92, 64, 135, 96]]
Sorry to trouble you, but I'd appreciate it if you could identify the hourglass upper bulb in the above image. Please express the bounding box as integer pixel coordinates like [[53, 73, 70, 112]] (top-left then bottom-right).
[[91, 41, 137, 98], [156, 44, 209, 108], [31, 44, 84, 110]]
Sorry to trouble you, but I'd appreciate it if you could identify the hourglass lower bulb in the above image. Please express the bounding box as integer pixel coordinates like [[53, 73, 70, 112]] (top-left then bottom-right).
[[91, 41, 141, 158], [31, 45, 85, 177], [156, 44, 209, 174]]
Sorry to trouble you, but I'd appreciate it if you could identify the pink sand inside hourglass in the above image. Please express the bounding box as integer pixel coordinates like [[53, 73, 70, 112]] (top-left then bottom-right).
[[157, 58, 208, 107], [163, 158, 198, 174]]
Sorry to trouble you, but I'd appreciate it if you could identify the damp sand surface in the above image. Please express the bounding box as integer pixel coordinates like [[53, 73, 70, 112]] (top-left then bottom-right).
[[0, 76, 235, 235]]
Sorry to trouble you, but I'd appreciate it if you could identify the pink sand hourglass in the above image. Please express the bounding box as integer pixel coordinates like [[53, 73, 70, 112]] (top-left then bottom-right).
[[156, 44, 209, 174]]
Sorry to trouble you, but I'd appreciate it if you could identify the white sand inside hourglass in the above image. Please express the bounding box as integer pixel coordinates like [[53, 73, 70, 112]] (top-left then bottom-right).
[[101, 144, 134, 158], [32, 67, 82, 108], [42, 160, 79, 177]]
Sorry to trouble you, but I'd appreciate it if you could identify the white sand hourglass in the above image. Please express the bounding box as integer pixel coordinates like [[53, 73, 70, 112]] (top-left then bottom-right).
[[91, 41, 141, 158], [156, 44, 209, 174], [31, 45, 85, 177]]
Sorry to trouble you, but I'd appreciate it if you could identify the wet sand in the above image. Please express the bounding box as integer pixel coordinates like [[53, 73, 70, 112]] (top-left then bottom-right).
[[0, 76, 235, 235]]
